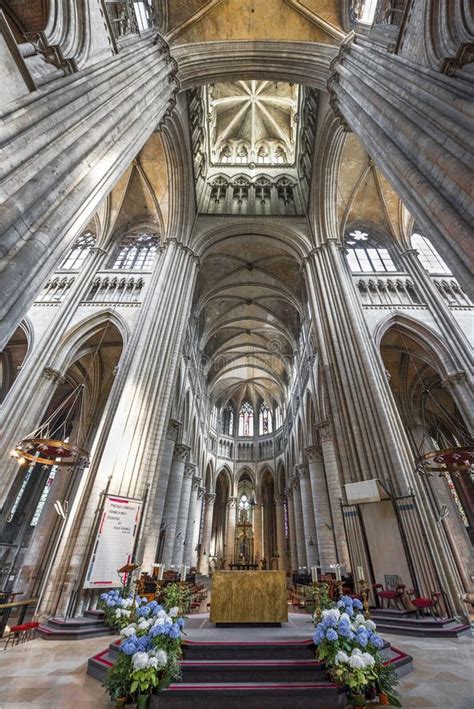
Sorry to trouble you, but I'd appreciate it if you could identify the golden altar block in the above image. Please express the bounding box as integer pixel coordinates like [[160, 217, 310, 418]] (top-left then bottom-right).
[[210, 570, 288, 624]]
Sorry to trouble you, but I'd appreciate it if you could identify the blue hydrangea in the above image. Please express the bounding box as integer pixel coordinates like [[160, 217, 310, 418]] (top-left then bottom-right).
[[369, 634, 384, 649], [169, 623, 181, 639], [176, 617, 185, 629], [326, 628, 338, 641], [356, 628, 369, 647], [353, 598, 363, 610], [313, 626, 325, 645], [121, 638, 139, 655]]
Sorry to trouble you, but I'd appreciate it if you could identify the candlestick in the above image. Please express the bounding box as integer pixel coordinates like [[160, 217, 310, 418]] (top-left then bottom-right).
[[311, 566, 318, 583], [335, 564, 342, 581], [357, 565, 364, 581], [157, 564, 164, 580], [180, 565, 188, 582]]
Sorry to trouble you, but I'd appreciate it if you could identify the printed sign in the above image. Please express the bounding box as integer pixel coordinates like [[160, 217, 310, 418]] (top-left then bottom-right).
[[84, 495, 143, 589]]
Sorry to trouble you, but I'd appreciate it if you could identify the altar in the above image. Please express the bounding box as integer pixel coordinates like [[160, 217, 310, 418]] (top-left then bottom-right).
[[210, 570, 288, 625]]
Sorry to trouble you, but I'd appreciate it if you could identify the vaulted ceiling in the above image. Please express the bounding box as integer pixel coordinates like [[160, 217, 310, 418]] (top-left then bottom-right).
[[195, 234, 302, 411]]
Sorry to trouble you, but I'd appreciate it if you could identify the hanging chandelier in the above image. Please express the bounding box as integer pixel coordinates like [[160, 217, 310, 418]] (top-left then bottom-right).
[[13, 384, 89, 468], [415, 446, 474, 479]]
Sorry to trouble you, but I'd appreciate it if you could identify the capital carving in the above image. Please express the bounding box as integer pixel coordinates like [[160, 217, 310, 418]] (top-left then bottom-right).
[[197, 486, 206, 499], [43, 367, 65, 384], [173, 443, 190, 463], [166, 419, 181, 442], [291, 476, 300, 491], [184, 462, 196, 478], [205, 492, 216, 506], [192, 476, 202, 492], [227, 496, 238, 509], [90, 246, 108, 255], [285, 487, 293, 500], [274, 494, 285, 506], [296, 463, 309, 479], [305, 445, 323, 462]]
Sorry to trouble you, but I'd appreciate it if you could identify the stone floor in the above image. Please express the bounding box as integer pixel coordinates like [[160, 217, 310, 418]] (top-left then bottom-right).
[[0, 627, 472, 708]]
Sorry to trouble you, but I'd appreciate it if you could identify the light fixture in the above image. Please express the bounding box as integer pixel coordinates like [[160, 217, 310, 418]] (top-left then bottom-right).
[[416, 446, 474, 479]]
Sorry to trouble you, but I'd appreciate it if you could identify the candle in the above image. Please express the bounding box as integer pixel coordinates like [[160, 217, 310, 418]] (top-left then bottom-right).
[[180, 565, 187, 582], [357, 566, 364, 581], [335, 565, 342, 581], [311, 566, 318, 583], [158, 564, 164, 580]]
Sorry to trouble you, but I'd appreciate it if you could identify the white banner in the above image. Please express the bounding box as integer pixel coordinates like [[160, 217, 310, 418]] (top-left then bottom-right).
[[84, 494, 143, 589]]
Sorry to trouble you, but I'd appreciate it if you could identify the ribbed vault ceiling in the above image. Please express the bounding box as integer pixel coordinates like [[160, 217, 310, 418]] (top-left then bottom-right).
[[196, 235, 302, 411]]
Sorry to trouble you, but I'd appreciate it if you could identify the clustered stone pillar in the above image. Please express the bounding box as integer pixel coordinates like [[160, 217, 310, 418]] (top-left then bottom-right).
[[172, 462, 196, 567], [225, 497, 238, 564], [191, 487, 206, 568], [291, 476, 307, 570], [252, 502, 263, 564], [285, 488, 298, 571], [161, 444, 190, 567], [274, 494, 287, 571], [296, 463, 319, 567], [198, 493, 216, 575], [304, 446, 337, 567], [313, 426, 350, 570], [329, 33, 473, 297], [0, 36, 179, 348], [183, 476, 202, 568], [151, 419, 181, 561]]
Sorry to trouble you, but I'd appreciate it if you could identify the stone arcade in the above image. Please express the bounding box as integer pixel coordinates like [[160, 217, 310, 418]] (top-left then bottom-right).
[[0, 1, 473, 708]]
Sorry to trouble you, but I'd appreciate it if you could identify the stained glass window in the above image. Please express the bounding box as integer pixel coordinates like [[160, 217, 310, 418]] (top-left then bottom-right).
[[223, 406, 234, 436], [238, 401, 254, 437], [30, 466, 58, 527], [259, 402, 273, 435], [112, 233, 159, 271], [61, 231, 96, 270]]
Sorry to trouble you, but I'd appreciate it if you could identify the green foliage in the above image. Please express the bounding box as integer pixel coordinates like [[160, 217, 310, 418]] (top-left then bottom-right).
[[161, 583, 191, 615], [330, 662, 378, 696], [375, 661, 402, 706], [102, 654, 132, 700]]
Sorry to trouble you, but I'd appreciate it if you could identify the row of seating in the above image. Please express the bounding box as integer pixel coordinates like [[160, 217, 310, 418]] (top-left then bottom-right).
[[1, 620, 39, 650]]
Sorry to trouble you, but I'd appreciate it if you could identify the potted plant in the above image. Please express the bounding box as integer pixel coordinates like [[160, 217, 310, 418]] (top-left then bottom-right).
[[102, 653, 132, 707], [330, 649, 378, 708], [375, 660, 402, 706]]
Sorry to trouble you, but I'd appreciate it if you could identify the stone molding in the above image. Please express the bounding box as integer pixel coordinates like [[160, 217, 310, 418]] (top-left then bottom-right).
[[441, 371, 467, 390], [296, 463, 309, 479], [192, 476, 202, 491], [227, 496, 238, 509], [274, 494, 286, 506], [42, 367, 65, 384], [205, 492, 216, 505], [184, 462, 197, 478]]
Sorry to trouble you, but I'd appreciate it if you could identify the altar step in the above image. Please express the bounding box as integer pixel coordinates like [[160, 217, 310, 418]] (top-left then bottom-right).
[[88, 636, 413, 708], [37, 609, 115, 640], [370, 608, 471, 638]]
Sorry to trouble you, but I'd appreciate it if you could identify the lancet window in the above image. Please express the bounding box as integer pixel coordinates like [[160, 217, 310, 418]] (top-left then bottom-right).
[[61, 231, 96, 270], [411, 234, 451, 275], [112, 233, 159, 271], [275, 406, 283, 430], [259, 402, 273, 435], [222, 406, 234, 436], [238, 401, 254, 437], [345, 229, 397, 273]]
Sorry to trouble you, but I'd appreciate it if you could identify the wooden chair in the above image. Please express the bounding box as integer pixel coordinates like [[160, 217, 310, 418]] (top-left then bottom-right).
[[407, 590, 442, 619]]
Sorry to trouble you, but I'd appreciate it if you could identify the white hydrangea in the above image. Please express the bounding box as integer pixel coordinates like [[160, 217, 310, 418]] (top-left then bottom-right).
[[351, 648, 362, 656], [132, 652, 151, 670], [335, 651, 349, 664], [169, 607, 179, 618], [120, 624, 137, 637], [354, 613, 365, 626], [154, 649, 168, 668], [362, 653, 375, 667], [365, 619, 376, 631], [322, 608, 341, 622], [348, 654, 366, 669], [122, 597, 134, 609]]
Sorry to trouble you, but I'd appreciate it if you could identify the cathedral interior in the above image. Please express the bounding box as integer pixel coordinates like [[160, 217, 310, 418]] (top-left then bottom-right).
[[0, 1, 473, 707]]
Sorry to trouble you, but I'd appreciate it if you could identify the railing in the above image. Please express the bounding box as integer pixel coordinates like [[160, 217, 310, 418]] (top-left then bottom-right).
[[353, 274, 423, 307], [35, 275, 75, 303], [83, 270, 150, 305], [431, 276, 472, 308]]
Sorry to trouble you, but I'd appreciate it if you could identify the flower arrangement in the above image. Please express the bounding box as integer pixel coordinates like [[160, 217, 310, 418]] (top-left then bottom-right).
[[313, 595, 401, 707], [101, 585, 186, 708], [98, 589, 146, 631]]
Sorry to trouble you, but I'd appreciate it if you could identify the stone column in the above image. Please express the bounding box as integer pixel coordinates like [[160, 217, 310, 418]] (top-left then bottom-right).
[[161, 444, 190, 567], [150, 419, 180, 561], [304, 446, 337, 568], [274, 494, 287, 571], [313, 426, 350, 570], [296, 463, 319, 567], [198, 493, 216, 575], [191, 486, 205, 568], [285, 488, 298, 571], [183, 476, 202, 568], [292, 476, 307, 570], [252, 502, 263, 564], [225, 496, 238, 565], [0, 36, 179, 348], [329, 34, 473, 297], [172, 462, 195, 567]]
